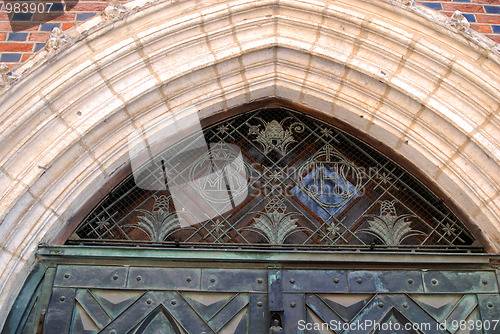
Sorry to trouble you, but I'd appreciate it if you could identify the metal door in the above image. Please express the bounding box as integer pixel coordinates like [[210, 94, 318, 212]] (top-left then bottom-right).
[[271, 268, 500, 333], [27, 265, 500, 333], [43, 265, 269, 334]]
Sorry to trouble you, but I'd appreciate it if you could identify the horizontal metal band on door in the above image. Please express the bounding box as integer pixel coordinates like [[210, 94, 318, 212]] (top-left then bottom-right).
[[53, 265, 499, 293]]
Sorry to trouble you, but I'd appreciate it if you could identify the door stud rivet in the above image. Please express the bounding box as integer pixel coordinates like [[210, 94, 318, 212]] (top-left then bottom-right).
[[408, 279, 413, 284], [487, 302, 493, 308], [64, 274, 70, 279], [290, 302, 296, 308], [257, 301, 263, 307], [431, 279, 438, 285], [357, 278, 363, 284], [59, 296, 66, 302], [482, 279, 488, 285], [333, 278, 339, 284], [210, 276, 216, 283], [110, 330, 116, 334], [171, 300, 177, 305], [290, 278, 295, 284], [378, 302, 384, 308], [186, 276, 192, 282], [257, 278, 263, 284], [112, 274, 118, 280], [136, 276, 142, 281], [403, 303, 408, 309], [146, 299, 152, 305]]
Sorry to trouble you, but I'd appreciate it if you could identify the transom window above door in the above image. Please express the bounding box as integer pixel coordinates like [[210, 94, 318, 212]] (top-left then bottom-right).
[[69, 108, 480, 252]]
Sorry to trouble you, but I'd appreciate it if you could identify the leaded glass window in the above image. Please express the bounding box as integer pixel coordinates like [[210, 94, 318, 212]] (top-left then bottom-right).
[[69, 108, 481, 251]]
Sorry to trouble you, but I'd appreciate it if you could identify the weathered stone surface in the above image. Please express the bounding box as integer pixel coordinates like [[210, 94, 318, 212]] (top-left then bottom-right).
[[0, 0, 499, 330]]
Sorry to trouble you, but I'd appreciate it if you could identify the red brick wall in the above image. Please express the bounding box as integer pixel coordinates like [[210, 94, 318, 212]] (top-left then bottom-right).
[[0, 0, 500, 68], [419, 0, 500, 43], [0, 0, 119, 67]]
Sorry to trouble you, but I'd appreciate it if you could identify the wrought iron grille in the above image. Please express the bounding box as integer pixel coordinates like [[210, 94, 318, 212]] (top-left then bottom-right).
[[69, 108, 481, 251]]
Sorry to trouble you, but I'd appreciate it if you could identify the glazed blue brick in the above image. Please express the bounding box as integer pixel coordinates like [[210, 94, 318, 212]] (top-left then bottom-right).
[[0, 54, 22, 62], [453, 0, 471, 2], [462, 14, 476, 23], [485, 6, 500, 14], [48, 3, 65, 11], [77, 13, 95, 21], [40, 23, 61, 32], [12, 13, 33, 21], [422, 3, 442, 10], [493, 25, 500, 34], [8, 33, 28, 41], [34, 43, 46, 52]]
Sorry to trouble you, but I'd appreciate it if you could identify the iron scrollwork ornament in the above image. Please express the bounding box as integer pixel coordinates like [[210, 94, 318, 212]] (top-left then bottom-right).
[[72, 108, 479, 251], [247, 117, 304, 155]]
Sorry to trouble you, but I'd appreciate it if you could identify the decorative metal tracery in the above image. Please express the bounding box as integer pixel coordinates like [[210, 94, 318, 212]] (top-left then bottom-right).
[[247, 117, 304, 155], [123, 195, 181, 242], [240, 194, 303, 245], [70, 108, 481, 251], [356, 200, 424, 246]]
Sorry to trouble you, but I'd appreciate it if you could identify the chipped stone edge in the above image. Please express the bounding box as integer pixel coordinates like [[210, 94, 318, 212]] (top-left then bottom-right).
[[390, 0, 500, 52]]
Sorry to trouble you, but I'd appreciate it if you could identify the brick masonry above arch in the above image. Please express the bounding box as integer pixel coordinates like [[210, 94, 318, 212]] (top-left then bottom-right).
[[0, 0, 499, 330]]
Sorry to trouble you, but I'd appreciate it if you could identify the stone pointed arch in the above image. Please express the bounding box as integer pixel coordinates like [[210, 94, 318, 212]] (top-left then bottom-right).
[[0, 0, 499, 327]]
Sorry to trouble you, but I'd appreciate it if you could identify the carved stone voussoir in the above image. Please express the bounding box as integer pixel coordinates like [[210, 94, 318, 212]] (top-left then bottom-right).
[[449, 10, 470, 32], [45, 27, 68, 53], [102, 0, 127, 20]]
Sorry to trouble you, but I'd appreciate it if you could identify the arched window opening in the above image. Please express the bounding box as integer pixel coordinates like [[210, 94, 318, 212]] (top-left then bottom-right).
[[68, 108, 481, 252]]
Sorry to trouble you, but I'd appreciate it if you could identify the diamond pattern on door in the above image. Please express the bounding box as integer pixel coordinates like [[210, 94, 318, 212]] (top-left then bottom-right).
[[318, 295, 373, 322], [34, 266, 500, 333], [131, 305, 186, 334], [182, 292, 239, 321], [90, 290, 143, 319], [410, 295, 464, 323]]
